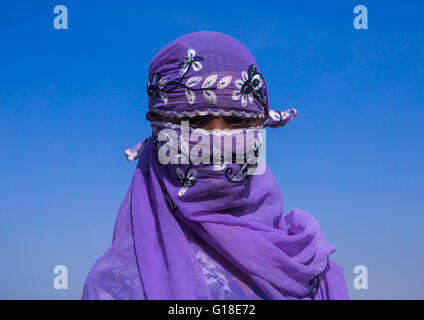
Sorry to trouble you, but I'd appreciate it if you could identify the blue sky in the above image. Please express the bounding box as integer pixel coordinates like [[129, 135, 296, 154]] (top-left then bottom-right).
[[1, 1, 423, 299]]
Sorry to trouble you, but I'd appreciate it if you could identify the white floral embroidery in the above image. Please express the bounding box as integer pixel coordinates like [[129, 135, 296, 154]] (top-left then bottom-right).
[[182, 74, 234, 105], [185, 76, 202, 104], [201, 74, 218, 104], [217, 75, 232, 89], [186, 76, 202, 87], [202, 74, 218, 88], [158, 76, 168, 104], [185, 89, 196, 104], [232, 71, 253, 107], [180, 48, 203, 75], [176, 167, 197, 196], [203, 90, 217, 104]]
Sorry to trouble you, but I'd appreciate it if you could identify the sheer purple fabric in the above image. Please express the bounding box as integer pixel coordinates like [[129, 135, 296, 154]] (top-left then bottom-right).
[[81, 31, 349, 300], [82, 139, 349, 300]]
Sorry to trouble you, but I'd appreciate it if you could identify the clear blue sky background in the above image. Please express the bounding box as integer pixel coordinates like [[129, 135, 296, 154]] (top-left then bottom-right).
[[1, 1, 423, 299]]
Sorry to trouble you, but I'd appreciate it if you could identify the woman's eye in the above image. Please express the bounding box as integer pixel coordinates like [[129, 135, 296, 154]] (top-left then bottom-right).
[[188, 116, 210, 128], [224, 117, 250, 127]]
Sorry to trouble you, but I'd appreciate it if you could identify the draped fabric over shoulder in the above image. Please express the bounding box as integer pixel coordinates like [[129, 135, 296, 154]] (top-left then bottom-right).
[[82, 31, 349, 300]]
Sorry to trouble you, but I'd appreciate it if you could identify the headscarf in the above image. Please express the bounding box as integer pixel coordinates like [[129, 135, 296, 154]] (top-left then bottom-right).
[[82, 31, 337, 300]]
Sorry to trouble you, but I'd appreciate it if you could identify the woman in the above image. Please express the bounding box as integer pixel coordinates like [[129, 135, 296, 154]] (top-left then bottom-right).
[[82, 31, 349, 300]]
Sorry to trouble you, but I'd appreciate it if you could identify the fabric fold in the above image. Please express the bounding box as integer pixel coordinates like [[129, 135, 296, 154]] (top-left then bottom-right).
[[82, 139, 348, 299]]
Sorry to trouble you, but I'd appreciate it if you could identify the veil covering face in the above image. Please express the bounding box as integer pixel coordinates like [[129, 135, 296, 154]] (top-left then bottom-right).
[[82, 31, 349, 300]]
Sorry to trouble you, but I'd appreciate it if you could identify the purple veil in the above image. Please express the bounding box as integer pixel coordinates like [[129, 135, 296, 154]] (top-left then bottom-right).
[[82, 31, 349, 300]]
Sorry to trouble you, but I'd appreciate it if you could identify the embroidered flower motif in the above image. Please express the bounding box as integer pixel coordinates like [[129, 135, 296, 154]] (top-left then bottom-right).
[[147, 72, 168, 104], [179, 48, 204, 75], [148, 47, 237, 106], [176, 165, 197, 196], [232, 64, 265, 108], [217, 75, 232, 89], [185, 76, 202, 104], [224, 137, 261, 186], [225, 163, 254, 186], [158, 77, 168, 104], [202, 74, 218, 104], [183, 74, 232, 105]]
